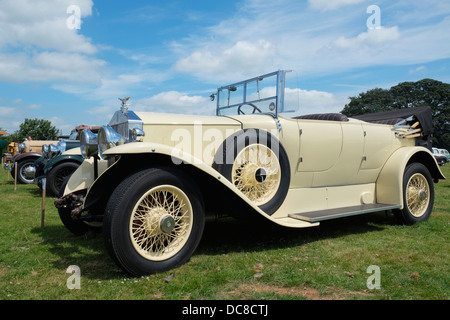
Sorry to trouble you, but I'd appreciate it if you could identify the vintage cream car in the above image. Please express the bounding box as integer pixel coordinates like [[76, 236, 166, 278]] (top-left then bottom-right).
[[55, 70, 445, 276]]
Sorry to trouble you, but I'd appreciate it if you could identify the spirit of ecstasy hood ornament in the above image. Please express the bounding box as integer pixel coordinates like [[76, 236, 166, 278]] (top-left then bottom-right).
[[119, 97, 130, 114]]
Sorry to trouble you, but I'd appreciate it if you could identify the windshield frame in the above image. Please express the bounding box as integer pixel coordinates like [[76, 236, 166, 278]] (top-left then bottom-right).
[[215, 70, 290, 118]]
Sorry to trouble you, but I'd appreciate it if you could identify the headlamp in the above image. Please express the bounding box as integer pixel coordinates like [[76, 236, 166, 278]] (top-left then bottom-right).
[[98, 125, 125, 159], [49, 144, 60, 159], [80, 129, 98, 159]]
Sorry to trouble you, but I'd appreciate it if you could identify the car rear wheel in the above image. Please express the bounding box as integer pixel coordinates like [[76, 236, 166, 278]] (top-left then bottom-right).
[[103, 167, 205, 276], [394, 163, 434, 225]]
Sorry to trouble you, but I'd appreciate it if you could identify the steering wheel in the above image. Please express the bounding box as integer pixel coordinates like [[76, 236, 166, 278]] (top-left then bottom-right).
[[237, 103, 262, 115]]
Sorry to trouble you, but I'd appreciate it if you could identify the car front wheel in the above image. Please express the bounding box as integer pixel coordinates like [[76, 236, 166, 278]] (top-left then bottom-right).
[[103, 167, 205, 276], [46, 162, 80, 196], [16, 159, 36, 184]]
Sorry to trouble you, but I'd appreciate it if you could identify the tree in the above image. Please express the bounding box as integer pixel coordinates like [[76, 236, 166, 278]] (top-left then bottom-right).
[[341, 79, 450, 150], [15, 118, 59, 141]]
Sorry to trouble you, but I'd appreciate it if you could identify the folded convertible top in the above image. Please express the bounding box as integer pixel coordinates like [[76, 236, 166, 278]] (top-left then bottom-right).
[[353, 106, 433, 136]]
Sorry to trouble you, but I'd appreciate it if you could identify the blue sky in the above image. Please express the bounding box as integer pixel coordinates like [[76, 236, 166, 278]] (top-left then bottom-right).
[[1, 0, 450, 135]]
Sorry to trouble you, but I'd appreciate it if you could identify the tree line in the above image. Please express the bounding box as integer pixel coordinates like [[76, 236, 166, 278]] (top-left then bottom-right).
[[0, 118, 58, 145]]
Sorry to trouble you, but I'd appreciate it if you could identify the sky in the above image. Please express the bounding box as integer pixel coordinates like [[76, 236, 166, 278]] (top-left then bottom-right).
[[1, 0, 450, 136]]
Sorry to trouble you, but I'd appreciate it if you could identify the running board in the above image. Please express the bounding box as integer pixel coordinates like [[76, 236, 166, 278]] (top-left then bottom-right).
[[289, 204, 401, 223]]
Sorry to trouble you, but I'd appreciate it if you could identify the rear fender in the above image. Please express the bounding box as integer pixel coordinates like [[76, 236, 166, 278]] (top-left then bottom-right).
[[376, 147, 445, 207]]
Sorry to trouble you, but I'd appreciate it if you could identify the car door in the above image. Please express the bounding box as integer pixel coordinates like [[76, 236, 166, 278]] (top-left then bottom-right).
[[295, 120, 366, 187]]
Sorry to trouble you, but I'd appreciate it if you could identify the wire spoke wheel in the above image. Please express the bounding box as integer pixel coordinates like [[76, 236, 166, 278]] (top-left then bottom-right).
[[104, 168, 205, 276], [231, 144, 281, 206], [47, 162, 80, 196], [406, 173, 430, 218], [394, 162, 434, 225], [130, 185, 193, 261]]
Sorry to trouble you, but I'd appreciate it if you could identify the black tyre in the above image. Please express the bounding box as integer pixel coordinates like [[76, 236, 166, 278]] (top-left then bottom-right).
[[16, 159, 37, 184], [394, 163, 434, 225], [103, 167, 205, 276], [215, 129, 290, 215], [46, 162, 80, 196]]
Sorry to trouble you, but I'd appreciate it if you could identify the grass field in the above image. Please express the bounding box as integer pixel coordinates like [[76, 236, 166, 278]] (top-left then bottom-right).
[[0, 164, 449, 301]]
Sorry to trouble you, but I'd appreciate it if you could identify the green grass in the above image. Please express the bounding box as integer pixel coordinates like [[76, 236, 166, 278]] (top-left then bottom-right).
[[0, 165, 449, 300]]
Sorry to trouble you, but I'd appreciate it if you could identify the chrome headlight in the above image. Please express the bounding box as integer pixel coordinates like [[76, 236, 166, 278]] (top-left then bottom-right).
[[18, 143, 25, 153], [131, 128, 145, 142], [98, 125, 125, 159], [57, 141, 66, 154], [42, 144, 49, 159], [49, 144, 60, 159], [80, 129, 98, 159]]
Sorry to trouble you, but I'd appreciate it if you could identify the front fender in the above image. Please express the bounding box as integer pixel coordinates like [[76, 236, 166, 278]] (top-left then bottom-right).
[[376, 146, 445, 207], [77, 142, 312, 228], [44, 154, 83, 172], [88, 141, 262, 211], [12, 152, 41, 163]]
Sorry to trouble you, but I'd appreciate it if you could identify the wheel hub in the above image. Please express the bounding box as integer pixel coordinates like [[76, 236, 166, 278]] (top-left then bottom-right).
[[23, 165, 36, 179], [240, 163, 267, 188], [255, 168, 267, 184], [419, 190, 427, 201], [143, 207, 173, 234], [159, 214, 175, 234]]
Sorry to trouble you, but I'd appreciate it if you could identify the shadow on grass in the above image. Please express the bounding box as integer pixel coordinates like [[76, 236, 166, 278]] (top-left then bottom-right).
[[30, 210, 397, 279], [30, 225, 123, 280], [197, 211, 396, 255]]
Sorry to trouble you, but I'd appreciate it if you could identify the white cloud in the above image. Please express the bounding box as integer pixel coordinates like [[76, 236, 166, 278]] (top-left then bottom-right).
[[172, 0, 450, 83], [333, 26, 400, 49], [0, 0, 95, 53], [0, 52, 105, 84], [0, 0, 103, 85], [308, 0, 368, 11], [175, 40, 276, 81], [285, 88, 349, 115], [134, 91, 214, 115]]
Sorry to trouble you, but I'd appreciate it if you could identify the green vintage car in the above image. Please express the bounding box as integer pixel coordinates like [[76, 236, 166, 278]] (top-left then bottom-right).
[[34, 126, 100, 196], [55, 70, 444, 276]]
